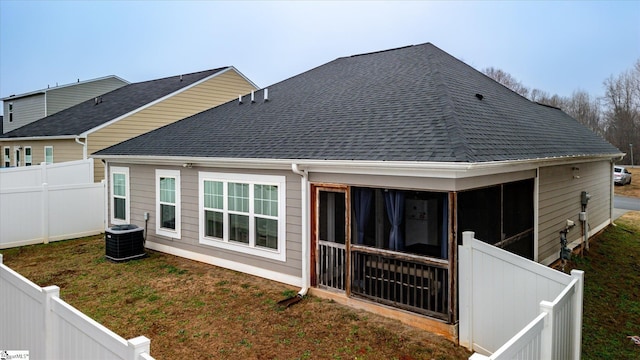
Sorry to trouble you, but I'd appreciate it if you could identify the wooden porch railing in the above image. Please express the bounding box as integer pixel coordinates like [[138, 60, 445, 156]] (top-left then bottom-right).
[[350, 245, 449, 320]]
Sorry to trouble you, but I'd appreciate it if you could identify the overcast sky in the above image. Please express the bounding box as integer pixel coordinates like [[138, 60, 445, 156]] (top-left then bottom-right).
[[1, 1, 639, 113]]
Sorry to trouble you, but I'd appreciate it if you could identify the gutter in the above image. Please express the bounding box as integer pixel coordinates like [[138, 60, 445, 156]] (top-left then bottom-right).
[[75, 136, 87, 159], [291, 163, 310, 298]]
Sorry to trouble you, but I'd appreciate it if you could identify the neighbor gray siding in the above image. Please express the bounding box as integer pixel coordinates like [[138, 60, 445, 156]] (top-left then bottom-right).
[[46, 77, 128, 116], [538, 160, 612, 264], [113, 163, 303, 281], [3, 94, 45, 133]]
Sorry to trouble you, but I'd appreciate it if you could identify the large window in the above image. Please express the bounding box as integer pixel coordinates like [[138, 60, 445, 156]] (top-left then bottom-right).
[[199, 172, 286, 261], [3, 147, 9, 167], [24, 147, 32, 166], [111, 167, 130, 224], [44, 146, 53, 164], [156, 169, 181, 239], [351, 187, 448, 259]]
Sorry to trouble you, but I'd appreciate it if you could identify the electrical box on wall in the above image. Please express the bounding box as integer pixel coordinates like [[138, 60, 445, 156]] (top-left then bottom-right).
[[581, 191, 591, 206]]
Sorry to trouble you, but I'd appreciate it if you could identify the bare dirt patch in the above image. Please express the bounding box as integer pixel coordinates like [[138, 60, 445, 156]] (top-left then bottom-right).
[[2, 237, 471, 359]]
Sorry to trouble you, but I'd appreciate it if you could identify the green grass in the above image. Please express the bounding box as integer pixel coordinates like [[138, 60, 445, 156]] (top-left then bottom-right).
[[568, 215, 640, 359]]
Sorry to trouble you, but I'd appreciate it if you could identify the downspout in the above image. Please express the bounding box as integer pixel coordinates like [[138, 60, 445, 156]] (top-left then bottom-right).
[[75, 136, 87, 159], [292, 163, 310, 298]]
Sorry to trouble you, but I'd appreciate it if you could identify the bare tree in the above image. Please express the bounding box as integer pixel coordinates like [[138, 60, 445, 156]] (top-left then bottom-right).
[[602, 61, 640, 164], [483, 67, 530, 98], [564, 90, 603, 135]]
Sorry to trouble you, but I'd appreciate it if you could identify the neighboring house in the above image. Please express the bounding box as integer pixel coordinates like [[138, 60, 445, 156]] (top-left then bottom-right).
[[2, 75, 129, 134], [93, 43, 622, 339], [0, 68, 257, 180]]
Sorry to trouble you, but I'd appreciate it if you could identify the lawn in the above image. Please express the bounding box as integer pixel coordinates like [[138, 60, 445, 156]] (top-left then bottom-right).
[[1, 237, 470, 360], [565, 212, 640, 359]]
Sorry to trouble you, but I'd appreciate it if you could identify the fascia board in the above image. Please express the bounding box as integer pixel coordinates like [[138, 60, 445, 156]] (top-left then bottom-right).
[[80, 68, 238, 137], [0, 135, 77, 141], [92, 153, 623, 179]]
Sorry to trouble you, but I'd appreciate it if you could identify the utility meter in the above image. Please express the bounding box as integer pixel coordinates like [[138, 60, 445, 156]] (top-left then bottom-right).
[[581, 191, 591, 206]]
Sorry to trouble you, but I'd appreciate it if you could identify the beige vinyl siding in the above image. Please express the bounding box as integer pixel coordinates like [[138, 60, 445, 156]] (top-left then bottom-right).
[[3, 94, 46, 133], [88, 70, 256, 181], [0, 139, 83, 166], [537, 160, 612, 264], [112, 163, 303, 280], [46, 77, 127, 116]]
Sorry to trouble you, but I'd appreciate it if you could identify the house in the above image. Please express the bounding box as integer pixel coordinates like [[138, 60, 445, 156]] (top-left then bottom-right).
[[0, 68, 257, 180], [93, 43, 622, 339], [2, 75, 129, 134]]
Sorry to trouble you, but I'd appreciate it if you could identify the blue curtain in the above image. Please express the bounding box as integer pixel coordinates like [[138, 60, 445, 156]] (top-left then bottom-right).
[[384, 190, 405, 251], [354, 188, 373, 244]]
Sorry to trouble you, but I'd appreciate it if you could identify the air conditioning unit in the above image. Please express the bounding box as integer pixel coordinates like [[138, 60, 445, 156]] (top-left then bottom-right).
[[105, 224, 146, 262]]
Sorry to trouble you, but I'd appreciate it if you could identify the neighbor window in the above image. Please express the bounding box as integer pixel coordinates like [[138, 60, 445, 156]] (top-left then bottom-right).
[[44, 146, 53, 164], [156, 169, 181, 239], [111, 167, 130, 224], [24, 147, 32, 166], [3, 147, 9, 167], [199, 172, 286, 261], [8, 103, 13, 122]]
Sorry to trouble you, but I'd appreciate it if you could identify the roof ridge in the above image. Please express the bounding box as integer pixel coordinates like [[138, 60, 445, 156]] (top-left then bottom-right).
[[427, 48, 472, 162]]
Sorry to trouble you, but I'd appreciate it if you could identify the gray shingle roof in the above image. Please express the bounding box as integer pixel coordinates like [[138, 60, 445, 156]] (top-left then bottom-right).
[[0, 68, 228, 138], [94, 43, 621, 163]]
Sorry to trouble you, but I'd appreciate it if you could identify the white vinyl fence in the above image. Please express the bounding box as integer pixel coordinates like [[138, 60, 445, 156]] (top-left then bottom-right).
[[459, 231, 584, 360], [0, 254, 153, 359], [0, 159, 105, 249]]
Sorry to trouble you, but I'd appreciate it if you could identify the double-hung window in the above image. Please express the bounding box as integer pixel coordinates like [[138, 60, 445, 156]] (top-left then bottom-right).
[[199, 172, 286, 261], [44, 146, 53, 164], [156, 169, 181, 238], [3, 147, 9, 167], [111, 167, 130, 224], [24, 147, 32, 166]]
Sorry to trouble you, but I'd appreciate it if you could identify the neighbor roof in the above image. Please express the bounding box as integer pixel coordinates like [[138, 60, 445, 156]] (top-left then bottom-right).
[[95, 43, 621, 163], [0, 68, 229, 138]]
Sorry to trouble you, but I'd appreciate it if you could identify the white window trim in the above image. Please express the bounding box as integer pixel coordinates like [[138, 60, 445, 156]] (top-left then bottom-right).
[[110, 166, 130, 225], [24, 146, 32, 166], [44, 146, 53, 164], [3, 147, 10, 167], [198, 171, 287, 262], [156, 169, 181, 239]]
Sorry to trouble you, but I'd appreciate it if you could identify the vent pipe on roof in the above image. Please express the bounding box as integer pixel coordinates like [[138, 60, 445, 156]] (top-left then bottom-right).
[[475, 93, 484, 100], [180, 74, 183, 82], [264, 88, 269, 102], [238, 95, 243, 104], [251, 91, 255, 103]]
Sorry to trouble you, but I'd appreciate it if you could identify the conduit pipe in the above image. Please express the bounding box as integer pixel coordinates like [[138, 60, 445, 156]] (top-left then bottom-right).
[[292, 163, 310, 298]]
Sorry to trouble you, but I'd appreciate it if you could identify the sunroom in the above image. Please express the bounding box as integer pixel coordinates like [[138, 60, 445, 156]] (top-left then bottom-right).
[[310, 178, 534, 325]]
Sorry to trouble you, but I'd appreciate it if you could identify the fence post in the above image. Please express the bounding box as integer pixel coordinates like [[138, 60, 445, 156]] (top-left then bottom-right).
[[459, 231, 475, 350], [539, 300, 554, 360], [42, 182, 49, 244], [127, 336, 151, 359], [570, 270, 584, 360], [42, 285, 60, 359]]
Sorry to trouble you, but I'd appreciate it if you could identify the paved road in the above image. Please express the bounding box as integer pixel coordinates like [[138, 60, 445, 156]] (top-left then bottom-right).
[[614, 195, 640, 211]]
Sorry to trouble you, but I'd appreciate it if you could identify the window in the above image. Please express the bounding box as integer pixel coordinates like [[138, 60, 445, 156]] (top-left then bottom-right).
[[24, 147, 32, 166], [3, 147, 9, 167], [8, 103, 13, 122], [156, 169, 181, 238], [199, 172, 286, 261], [44, 146, 53, 164], [351, 187, 448, 259], [110, 167, 130, 224], [14, 147, 20, 167]]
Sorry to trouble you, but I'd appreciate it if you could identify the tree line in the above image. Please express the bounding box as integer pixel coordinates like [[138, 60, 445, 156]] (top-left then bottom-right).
[[483, 60, 640, 166]]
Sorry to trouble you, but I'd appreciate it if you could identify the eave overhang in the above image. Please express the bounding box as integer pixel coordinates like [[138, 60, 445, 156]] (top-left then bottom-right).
[[91, 152, 624, 179]]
